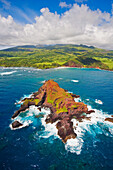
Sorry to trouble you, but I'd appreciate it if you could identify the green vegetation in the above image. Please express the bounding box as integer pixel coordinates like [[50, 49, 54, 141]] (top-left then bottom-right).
[[0, 44, 113, 70], [56, 106, 68, 114]]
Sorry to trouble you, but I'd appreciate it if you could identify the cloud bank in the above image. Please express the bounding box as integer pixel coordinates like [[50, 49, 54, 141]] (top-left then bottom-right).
[[0, 3, 113, 49]]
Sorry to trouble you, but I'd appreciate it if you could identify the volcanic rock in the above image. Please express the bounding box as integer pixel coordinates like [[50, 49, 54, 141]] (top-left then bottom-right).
[[12, 80, 94, 142], [12, 121, 23, 129], [105, 118, 113, 123]]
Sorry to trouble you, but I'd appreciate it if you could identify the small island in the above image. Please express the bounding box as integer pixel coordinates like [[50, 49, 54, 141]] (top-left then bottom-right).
[[11, 80, 96, 143]]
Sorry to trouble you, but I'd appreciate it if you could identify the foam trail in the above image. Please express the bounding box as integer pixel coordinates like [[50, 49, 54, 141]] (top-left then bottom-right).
[[95, 99, 103, 105], [71, 80, 79, 83], [0, 71, 16, 76]]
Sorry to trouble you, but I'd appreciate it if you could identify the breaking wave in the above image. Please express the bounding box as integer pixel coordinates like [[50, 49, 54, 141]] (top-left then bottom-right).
[[66, 104, 113, 154], [0, 71, 17, 76], [40, 80, 46, 84], [95, 99, 103, 105]]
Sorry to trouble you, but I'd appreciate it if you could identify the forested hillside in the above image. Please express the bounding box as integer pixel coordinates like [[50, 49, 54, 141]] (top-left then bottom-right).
[[0, 44, 113, 70]]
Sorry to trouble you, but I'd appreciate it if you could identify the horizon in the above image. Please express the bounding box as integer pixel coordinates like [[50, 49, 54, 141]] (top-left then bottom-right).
[[0, 0, 113, 50]]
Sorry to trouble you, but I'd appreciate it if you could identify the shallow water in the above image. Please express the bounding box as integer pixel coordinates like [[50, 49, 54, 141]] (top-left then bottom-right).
[[0, 67, 113, 169]]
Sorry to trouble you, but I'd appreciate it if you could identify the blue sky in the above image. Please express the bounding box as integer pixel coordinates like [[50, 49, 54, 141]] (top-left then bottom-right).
[[0, 0, 113, 24], [0, 0, 113, 49]]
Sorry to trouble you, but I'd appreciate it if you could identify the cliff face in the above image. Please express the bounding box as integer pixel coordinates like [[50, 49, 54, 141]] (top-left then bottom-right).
[[12, 80, 94, 143]]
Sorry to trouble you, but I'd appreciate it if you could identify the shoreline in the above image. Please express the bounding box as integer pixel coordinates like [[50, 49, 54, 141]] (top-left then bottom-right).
[[0, 66, 113, 72]]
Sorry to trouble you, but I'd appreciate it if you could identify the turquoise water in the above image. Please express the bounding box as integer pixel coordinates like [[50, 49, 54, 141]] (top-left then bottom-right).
[[0, 67, 113, 169]]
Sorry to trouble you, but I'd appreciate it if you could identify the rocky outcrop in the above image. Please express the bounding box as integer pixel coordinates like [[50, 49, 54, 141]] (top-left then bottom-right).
[[12, 80, 95, 143], [105, 117, 113, 123], [12, 121, 23, 129]]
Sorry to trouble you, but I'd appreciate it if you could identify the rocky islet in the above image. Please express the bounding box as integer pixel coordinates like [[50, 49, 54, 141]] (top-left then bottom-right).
[[11, 80, 113, 143]]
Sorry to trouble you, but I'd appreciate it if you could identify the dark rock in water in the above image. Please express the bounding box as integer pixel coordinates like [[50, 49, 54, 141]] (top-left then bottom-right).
[[11, 80, 95, 143], [105, 118, 113, 123], [57, 119, 77, 143], [86, 110, 95, 114], [12, 121, 23, 129], [71, 94, 80, 98], [38, 107, 41, 112]]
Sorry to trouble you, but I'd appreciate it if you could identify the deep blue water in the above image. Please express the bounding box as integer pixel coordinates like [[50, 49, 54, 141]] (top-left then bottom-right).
[[0, 67, 113, 170]]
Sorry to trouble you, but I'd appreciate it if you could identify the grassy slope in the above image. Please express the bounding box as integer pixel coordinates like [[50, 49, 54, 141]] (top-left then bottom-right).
[[0, 44, 113, 70]]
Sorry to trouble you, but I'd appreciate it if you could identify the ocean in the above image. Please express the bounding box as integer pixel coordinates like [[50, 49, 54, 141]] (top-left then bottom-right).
[[0, 67, 113, 170]]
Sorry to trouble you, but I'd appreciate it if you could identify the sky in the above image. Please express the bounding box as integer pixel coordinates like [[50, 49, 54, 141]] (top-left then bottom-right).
[[0, 0, 113, 49]]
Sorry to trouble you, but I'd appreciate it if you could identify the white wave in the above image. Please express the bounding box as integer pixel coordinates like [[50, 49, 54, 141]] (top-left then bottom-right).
[[27, 105, 41, 116], [74, 98, 81, 102], [95, 99, 103, 105], [68, 91, 73, 94], [71, 80, 79, 83], [86, 99, 89, 101], [65, 104, 113, 155], [40, 108, 58, 139], [41, 80, 46, 84], [54, 67, 67, 69], [0, 71, 16, 76], [15, 93, 34, 105], [0, 66, 41, 71], [65, 138, 83, 155]]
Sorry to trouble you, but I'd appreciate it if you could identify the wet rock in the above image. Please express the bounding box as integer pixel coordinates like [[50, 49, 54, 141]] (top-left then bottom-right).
[[12, 121, 23, 129], [105, 118, 113, 123], [86, 110, 95, 114], [38, 107, 41, 112], [71, 94, 80, 98]]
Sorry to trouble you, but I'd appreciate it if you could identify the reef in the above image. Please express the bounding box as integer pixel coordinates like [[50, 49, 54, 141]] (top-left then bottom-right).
[[11, 80, 95, 143]]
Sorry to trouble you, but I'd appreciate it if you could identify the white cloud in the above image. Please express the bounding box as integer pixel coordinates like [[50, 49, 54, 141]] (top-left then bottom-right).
[[59, 2, 72, 8], [0, 4, 113, 49]]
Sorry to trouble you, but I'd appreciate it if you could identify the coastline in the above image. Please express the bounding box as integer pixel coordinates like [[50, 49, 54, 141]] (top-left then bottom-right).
[[0, 66, 113, 72]]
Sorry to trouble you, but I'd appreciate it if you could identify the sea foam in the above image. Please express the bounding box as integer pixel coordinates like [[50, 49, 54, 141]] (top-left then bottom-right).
[[40, 108, 58, 139], [95, 99, 103, 105], [65, 104, 113, 154], [0, 71, 16, 76], [71, 80, 79, 83]]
